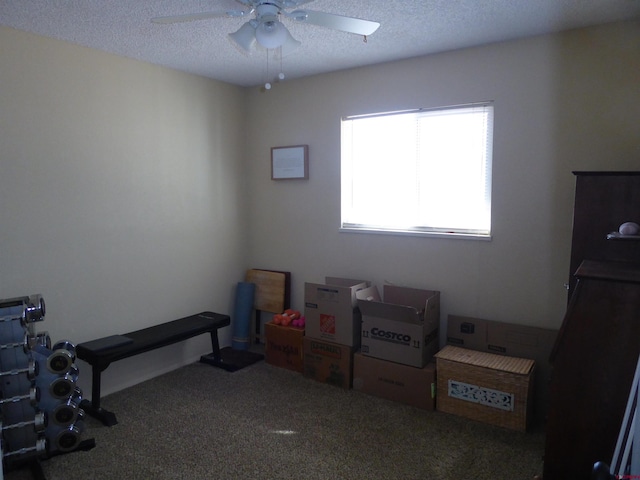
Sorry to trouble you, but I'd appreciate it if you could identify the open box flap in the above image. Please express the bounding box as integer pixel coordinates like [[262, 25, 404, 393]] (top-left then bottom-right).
[[383, 285, 439, 310], [358, 297, 424, 324]]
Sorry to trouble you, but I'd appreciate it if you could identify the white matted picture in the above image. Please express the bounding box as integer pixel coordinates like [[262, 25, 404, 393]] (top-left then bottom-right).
[[271, 145, 309, 180]]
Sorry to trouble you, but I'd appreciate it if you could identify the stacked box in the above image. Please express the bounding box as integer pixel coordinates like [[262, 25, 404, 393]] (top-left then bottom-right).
[[446, 314, 557, 424], [303, 337, 355, 389], [265, 322, 304, 373], [304, 277, 372, 347], [435, 345, 535, 432], [357, 285, 440, 368], [353, 353, 436, 410]]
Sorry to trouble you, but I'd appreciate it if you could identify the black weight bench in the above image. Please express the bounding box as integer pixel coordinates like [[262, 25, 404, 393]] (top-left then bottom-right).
[[76, 311, 232, 427]]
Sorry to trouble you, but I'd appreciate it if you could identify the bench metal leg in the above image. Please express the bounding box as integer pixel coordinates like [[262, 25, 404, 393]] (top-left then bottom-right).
[[209, 330, 221, 361], [79, 366, 118, 427], [200, 329, 264, 372]]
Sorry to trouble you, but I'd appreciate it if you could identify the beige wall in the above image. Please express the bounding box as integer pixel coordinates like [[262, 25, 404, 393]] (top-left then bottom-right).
[[0, 27, 247, 396], [244, 21, 640, 337], [1, 21, 638, 397]]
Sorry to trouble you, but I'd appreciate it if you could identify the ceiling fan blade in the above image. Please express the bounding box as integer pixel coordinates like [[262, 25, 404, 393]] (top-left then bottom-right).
[[296, 10, 380, 36], [151, 11, 233, 25], [282, 0, 315, 7]]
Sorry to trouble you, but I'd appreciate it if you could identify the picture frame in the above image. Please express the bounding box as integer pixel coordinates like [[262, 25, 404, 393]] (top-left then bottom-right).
[[271, 145, 309, 180]]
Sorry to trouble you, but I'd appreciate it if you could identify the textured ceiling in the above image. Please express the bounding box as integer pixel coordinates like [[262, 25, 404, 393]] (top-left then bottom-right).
[[1, 0, 639, 87]]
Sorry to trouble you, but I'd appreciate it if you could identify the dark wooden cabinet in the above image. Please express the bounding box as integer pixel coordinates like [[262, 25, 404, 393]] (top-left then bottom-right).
[[567, 171, 640, 298], [543, 172, 640, 479], [544, 261, 640, 479]]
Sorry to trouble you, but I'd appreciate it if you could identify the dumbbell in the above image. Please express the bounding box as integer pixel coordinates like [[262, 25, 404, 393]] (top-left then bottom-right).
[[0, 296, 46, 325], [3, 438, 47, 459], [51, 398, 81, 426], [53, 424, 81, 453], [0, 359, 38, 380], [23, 295, 45, 323], [0, 387, 39, 406], [0, 412, 47, 433], [45, 340, 77, 375], [48, 374, 77, 400]]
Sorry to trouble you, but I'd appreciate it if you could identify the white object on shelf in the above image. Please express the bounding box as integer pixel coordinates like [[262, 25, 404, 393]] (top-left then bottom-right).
[[619, 222, 640, 236]]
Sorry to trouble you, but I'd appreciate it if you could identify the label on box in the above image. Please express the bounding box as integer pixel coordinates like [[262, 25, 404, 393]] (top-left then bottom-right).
[[317, 287, 340, 303], [364, 327, 416, 348], [307, 339, 343, 359], [319, 314, 336, 334]]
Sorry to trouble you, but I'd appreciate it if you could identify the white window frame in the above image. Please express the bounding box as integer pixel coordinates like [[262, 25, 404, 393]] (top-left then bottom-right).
[[340, 102, 494, 239]]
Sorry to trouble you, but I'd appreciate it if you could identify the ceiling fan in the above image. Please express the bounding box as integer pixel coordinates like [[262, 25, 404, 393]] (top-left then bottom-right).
[[151, 0, 381, 56]]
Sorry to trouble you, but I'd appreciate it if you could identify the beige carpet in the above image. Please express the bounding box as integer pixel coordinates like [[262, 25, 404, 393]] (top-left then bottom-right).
[[5, 359, 545, 479]]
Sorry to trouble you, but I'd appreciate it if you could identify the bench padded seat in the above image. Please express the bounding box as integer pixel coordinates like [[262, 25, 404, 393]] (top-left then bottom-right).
[[77, 312, 229, 368]]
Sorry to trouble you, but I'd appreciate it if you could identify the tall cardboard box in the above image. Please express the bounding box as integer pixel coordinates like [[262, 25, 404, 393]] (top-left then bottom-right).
[[265, 322, 304, 373], [304, 277, 372, 347], [303, 337, 354, 389], [446, 314, 557, 425], [435, 345, 535, 432], [353, 353, 436, 410], [357, 285, 440, 368]]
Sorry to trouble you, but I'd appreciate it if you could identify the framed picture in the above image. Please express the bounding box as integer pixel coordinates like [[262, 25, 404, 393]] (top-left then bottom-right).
[[271, 145, 309, 180]]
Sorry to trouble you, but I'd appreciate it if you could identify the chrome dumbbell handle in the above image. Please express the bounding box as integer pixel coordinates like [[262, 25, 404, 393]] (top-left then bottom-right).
[[0, 387, 39, 406], [1, 411, 47, 433], [0, 359, 38, 379], [0, 340, 28, 351], [3, 438, 47, 458]]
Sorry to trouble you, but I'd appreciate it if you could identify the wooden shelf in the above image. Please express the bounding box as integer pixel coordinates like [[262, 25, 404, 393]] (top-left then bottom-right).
[[607, 232, 640, 241]]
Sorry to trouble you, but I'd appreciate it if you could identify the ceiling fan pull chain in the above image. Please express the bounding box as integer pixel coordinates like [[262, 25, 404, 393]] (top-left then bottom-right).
[[363, 35, 368, 43], [264, 49, 272, 90]]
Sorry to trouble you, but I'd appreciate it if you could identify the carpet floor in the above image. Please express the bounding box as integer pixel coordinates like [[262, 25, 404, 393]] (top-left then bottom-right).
[[5, 359, 545, 479]]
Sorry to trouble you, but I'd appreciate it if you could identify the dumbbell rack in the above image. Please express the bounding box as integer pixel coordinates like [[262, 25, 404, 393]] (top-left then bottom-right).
[[0, 295, 94, 478]]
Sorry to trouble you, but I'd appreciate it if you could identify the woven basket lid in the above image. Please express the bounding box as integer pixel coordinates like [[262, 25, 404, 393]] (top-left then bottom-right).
[[435, 345, 534, 375]]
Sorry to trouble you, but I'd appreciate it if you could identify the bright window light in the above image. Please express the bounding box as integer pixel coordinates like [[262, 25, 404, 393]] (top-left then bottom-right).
[[341, 102, 493, 238]]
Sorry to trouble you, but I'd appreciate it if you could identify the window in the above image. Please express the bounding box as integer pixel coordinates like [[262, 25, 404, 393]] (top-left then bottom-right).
[[341, 102, 493, 238]]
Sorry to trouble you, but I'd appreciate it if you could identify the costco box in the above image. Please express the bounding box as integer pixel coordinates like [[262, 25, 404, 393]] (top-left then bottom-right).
[[304, 277, 372, 347], [435, 345, 535, 432], [353, 353, 436, 410], [265, 322, 304, 373], [303, 337, 355, 389], [357, 285, 440, 368], [446, 314, 557, 424]]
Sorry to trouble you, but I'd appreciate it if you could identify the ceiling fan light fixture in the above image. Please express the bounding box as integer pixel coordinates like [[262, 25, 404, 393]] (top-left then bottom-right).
[[280, 28, 301, 56], [255, 16, 289, 49], [228, 21, 257, 53]]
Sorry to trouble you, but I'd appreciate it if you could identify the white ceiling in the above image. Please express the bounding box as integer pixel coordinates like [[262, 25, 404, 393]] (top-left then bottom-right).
[[1, 0, 639, 87]]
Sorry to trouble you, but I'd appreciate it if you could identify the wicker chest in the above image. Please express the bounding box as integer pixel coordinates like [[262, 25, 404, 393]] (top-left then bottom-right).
[[435, 345, 535, 431]]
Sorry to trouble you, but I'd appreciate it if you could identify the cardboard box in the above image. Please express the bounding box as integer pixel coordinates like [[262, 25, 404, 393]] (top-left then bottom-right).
[[304, 277, 372, 347], [303, 337, 354, 389], [357, 285, 440, 368], [446, 314, 557, 424], [265, 322, 304, 373], [353, 353, 436, 410], [435, 345, 535, 432]]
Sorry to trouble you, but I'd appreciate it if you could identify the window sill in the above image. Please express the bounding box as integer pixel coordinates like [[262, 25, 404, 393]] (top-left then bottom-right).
[[339, 226, 492, 241]]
